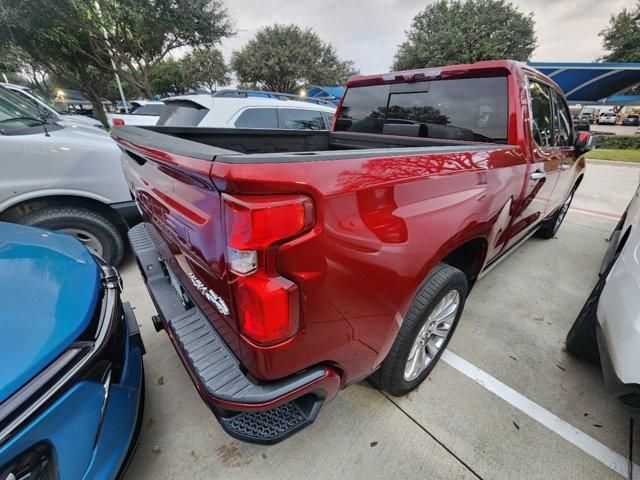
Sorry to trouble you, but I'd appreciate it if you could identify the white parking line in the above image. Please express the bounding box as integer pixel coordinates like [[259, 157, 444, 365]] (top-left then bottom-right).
[[441, 350, 639, 478]]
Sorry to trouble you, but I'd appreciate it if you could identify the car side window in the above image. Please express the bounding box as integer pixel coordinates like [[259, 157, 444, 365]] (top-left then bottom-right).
[[552, 90, 572, 147], [234, 108, 278, 128], [528, 79, 553, 147], [279, 108, 326, 130]]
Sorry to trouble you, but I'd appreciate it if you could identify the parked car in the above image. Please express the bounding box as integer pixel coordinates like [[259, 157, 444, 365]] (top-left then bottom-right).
[[0, 86, 139, 266], [597, 112, 617, 125], [113, 60, 589, 444], [157, 91, 335, 129], [115, 100, 131, 113], [107, 100, 165, 127], [623, 114, 639, 126], [1, 83, 104, 130], [0, 221, 145, 479], [573, 114, 591, 131], [566, 183, 640, 419]]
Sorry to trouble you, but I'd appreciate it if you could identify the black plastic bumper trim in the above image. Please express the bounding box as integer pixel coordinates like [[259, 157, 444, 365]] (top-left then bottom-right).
[[111, 200, 142, 228]]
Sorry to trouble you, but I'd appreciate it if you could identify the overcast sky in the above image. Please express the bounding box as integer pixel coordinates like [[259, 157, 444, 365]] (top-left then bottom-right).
[[218, 0, 637, 75]]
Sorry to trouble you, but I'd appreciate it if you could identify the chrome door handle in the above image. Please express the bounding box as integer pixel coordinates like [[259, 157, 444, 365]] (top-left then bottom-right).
[[559, 163, 571, 170], [530, 170, 545, 180]]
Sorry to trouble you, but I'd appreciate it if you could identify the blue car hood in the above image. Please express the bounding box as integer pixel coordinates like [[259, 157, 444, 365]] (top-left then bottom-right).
[[0, 223, 100, 403]]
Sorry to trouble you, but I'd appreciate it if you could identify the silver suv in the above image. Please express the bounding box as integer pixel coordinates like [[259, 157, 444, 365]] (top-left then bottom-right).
[[0, 86, 137, 265]]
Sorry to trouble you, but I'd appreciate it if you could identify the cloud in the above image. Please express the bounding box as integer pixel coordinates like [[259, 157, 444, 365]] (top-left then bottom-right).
[[219, 0, 637, 76]]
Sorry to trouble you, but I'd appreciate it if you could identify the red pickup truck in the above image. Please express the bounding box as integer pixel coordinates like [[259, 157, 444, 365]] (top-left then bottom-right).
[[113, 60, 592, 444]]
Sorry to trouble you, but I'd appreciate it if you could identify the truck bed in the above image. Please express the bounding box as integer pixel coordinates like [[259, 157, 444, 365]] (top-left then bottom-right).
[[113, 126, 500, 164]]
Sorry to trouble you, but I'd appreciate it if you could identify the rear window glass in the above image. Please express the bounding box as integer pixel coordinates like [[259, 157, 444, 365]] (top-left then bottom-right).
[[139, 104, 165, 116], [234, 108, 278, 128], [336, 76, 509, 143], [157, 100, 208, 126], [279, 108, 326, 130]]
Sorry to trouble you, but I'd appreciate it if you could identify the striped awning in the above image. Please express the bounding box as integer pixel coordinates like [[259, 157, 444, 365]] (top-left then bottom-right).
[[527, 62, 640, 102]]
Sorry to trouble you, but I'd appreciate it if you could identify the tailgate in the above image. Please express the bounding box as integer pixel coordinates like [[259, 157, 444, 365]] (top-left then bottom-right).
[[113, 127, 238, 332]]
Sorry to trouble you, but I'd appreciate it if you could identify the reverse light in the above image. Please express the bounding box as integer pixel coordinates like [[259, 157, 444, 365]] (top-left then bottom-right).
[[223, 193, 313, 345]]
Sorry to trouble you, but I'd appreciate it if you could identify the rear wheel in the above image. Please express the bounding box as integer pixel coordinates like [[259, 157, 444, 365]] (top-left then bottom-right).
[[18, 206, 125, 266], [537, 188, 575, 239], [371, 263, 468, 396]]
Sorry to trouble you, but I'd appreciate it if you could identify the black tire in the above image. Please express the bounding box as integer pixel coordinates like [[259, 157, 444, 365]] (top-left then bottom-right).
[[536, 187, 576, 239], [565, 278, 604, 364], [371, 263, 468, 397], [18, 206, 125, 266]]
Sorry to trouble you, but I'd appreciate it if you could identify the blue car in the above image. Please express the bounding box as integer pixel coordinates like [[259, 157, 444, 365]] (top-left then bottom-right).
[[0, 222, 144, 479]]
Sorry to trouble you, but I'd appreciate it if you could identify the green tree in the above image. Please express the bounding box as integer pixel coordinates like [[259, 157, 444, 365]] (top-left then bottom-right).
[[1, 0, 232, 103], [0, 0, 117, 125], [183, 48, 230, 91], [231, 24, 358, 93], [95, 0, 233, 97], [393, 0, 536, 70], [599, 2, 640, 62], [149, 58, 194, 96]]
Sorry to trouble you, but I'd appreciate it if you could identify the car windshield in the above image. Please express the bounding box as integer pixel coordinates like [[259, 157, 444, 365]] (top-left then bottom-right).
[[0, 86, 50, 129], [27, 89, 68, 115]]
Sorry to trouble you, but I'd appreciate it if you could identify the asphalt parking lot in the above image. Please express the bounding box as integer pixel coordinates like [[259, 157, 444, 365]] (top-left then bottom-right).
[[121, 159, 640, 480]]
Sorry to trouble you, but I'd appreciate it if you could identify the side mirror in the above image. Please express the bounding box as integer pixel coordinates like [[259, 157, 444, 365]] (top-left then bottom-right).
[[574, 131, 596, 155]]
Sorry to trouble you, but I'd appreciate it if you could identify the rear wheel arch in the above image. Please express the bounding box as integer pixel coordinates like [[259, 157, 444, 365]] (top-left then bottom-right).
[[441, 237, 488, 288]]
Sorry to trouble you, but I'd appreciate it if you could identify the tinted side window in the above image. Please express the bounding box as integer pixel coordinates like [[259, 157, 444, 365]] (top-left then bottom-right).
[[156, 101, 208, 126], [528, 80, 553, 147], [234, 108, 278, 128], [552, 90, 572, 147], [279, 108, 326, 130]]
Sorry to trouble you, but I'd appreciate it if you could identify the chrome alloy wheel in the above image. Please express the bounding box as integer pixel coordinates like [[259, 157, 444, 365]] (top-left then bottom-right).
[[60, 228, 104, 257], [404, 290, 460, 382]]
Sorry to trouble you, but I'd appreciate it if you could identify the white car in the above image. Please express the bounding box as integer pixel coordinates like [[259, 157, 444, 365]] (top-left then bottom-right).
[[566, 182, 640, 419], [107, 100, 165, 127], [156, 91, 336, 129], [1, 82, 105, 130], [0, 84, 138, 266], [598, 112, 617, 125]]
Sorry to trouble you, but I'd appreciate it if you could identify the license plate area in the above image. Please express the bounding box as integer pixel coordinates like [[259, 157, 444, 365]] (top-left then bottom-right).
[[166, 264, 192, 309]]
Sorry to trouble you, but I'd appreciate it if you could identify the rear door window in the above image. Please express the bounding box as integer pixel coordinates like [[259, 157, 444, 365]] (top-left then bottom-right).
[[156, 100, 208, 126], [279, 108, 326, 130], [234, 108, 278, 128], [335, 76, 508, 143]]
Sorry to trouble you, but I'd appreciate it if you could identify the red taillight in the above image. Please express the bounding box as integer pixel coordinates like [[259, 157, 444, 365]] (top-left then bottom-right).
[[223, 194, 313, 345], [224, 194, 313, 250], [234, 273, 299, 344], [112, 118, 125, 127]]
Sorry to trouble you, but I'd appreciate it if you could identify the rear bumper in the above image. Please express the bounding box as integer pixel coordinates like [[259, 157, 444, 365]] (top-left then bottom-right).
[[128, 222, 340, 443]]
